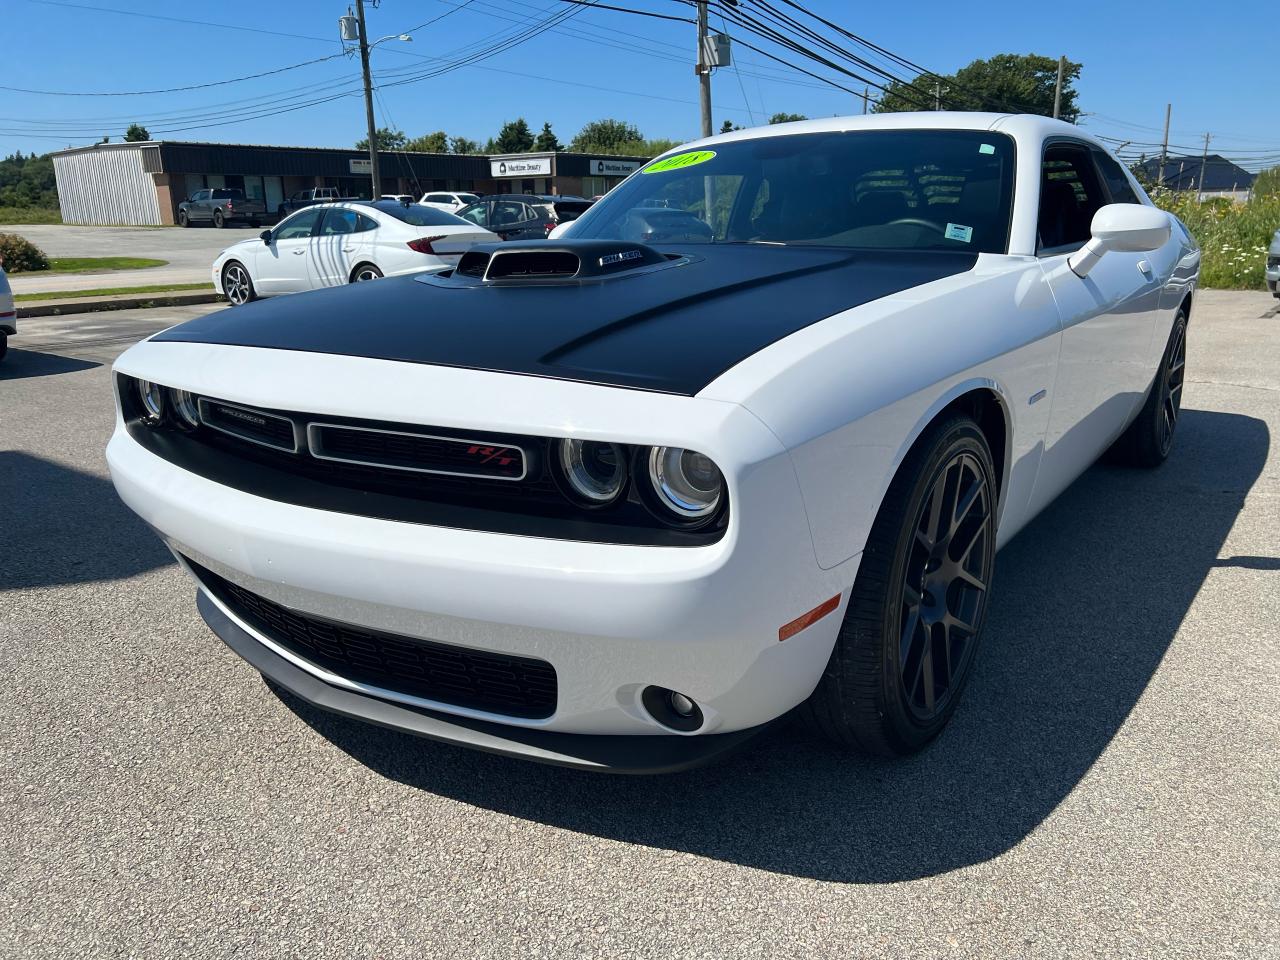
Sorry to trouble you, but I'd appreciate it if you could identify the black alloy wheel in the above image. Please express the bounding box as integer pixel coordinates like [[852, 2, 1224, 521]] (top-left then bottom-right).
[[1109, 308, 1188, 468], [897, 450, 993, 722], [802, 414, 997, 755], [1157, 318, 1187, 458]]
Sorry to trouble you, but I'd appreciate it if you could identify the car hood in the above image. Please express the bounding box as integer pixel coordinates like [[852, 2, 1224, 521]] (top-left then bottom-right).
[[156, 244, 977, 395]]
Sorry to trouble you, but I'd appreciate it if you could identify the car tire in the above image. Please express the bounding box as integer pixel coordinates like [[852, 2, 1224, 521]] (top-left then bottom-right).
[[801, 414, 997, 756], [213, 210, 225, 228], [249, 219, 260, 228], [178, 210, 190, 228], [351, 263, 383, 283], [0, 332, 7, 362], [221, 261, 256, 306], [1108, 307, 1187, 468]]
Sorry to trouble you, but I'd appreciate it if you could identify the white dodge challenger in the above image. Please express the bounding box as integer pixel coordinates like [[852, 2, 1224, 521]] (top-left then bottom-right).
[[107, 114, 1199, 772]]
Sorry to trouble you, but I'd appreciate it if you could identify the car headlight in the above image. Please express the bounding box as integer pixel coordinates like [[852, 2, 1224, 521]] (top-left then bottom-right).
[[648, 446, 722, 518], [169, 388, 200, 429], [557, 438, 627, 504], [137, 380, 165, 423]]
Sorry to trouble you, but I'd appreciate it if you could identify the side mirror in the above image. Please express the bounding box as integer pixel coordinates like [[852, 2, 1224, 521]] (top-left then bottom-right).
[[260, 230, 273, 244], [1069, 203, 1171, 278]]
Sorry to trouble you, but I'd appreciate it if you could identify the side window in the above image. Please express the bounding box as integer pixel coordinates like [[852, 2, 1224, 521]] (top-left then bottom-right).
[[1038, 144, 1108, 253], [459, 204, 489, 227], [493, 201, 526, 226], [355, 213, 378, 232], [1092, 150, 1141, 205], [320, 208, 358, 235], [427, 193, 448, 203], [192, 190, 209, 202], [274, 208, 321, 241]]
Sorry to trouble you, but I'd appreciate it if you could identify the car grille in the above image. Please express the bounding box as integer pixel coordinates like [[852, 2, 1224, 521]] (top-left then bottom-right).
[[199, 397, 298, 452], [1268, 255, 1280, 269], [189, 558, 558, 719], [310, 422, 527, 480]]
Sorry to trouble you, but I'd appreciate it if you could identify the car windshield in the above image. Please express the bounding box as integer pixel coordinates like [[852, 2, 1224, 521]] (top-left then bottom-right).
[[358, 200, 470, 226], [457, 193, 479, 204], [569, 130, 1016, 254]]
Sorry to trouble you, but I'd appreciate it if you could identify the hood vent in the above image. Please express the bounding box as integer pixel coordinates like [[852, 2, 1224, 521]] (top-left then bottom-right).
[[436, 240, 675, 287]]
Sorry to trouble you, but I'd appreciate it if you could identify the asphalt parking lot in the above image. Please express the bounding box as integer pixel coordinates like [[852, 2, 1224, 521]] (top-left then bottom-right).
[[1, 223, 254, 295], [1, 292, 1277, 958]]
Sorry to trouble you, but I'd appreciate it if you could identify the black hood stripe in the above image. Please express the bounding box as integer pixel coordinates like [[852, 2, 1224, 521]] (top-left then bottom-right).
[[157, 245, 977, 395]]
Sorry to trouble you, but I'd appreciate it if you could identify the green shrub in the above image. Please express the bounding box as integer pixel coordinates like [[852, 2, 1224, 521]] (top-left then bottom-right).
[[0, 232, 50, 272], [1151, 188, 1279, 290]]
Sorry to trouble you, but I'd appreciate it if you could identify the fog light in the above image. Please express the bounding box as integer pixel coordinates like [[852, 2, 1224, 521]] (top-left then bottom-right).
[[641, 685, 703, 732]]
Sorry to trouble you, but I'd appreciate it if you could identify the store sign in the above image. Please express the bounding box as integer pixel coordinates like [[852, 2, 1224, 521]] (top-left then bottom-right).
[[491, 157, 552, 177], [587, 157, 642, 177], [349, 158, 372, 174]]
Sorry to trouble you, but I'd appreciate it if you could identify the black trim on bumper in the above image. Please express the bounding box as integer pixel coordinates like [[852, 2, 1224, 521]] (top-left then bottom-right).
[[197, 590, 767, 774]]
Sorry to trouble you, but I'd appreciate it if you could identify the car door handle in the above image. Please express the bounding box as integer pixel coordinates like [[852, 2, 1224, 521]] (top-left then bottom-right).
[[293, 249, 306, 255], [1137, 260, 1153, 278], [341, 247, 355, 252]]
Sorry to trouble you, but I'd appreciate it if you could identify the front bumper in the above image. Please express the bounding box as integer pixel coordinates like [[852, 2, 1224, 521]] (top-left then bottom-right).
[[197, 590, 768, 773], [106, 342, 859, 763]]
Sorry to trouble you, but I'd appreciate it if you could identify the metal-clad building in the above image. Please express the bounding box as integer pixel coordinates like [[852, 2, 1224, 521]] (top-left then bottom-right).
[[50, 141, 649, 226], [52, 143, 163, 226]]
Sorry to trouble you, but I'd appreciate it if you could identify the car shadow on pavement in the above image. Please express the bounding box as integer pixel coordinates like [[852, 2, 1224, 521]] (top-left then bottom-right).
[[0, 349, 101, 381], [278, 408, 1269, 883], [0, 451, 174, 590]]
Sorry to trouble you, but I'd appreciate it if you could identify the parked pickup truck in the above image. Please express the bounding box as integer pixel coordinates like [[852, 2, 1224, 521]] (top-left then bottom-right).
[[276, 187, 356, 218], [178, 188, 266, 228]]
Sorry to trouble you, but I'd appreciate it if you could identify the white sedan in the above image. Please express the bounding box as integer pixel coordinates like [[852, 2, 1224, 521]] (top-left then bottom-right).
[[212, 200, 496, 305], [109, 114, 1198, 772], [419, 190, 480, 213]]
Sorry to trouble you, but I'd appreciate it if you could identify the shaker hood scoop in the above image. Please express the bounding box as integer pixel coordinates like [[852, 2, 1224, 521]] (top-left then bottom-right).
[[154, 241, 978, 395]]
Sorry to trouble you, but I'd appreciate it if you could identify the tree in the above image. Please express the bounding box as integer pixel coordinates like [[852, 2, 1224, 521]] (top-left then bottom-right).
[[492, 118, 534, 153], [355, 127, 407, 151], [1254, 166, 1280, 198], [450, 136, 480, 154], [570, 118, 643, 153], [124, 123, 150, 142], [720, 120, 740, 134], [405, 131, 449, 153], [0, 151, 58, 209], [533, 122, 561, 152], [769, 112, 807, 124], [875, 54, 1082, 123]]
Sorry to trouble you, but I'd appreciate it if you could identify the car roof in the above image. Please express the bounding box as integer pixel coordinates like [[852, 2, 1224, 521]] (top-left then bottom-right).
[[660, 111, 1107, 156]]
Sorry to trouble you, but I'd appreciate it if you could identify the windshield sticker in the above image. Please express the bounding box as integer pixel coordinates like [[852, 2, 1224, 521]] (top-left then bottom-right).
[[978, 143, 996, 155], [945, 223, 974, 243], [642, 150, 717, 174]]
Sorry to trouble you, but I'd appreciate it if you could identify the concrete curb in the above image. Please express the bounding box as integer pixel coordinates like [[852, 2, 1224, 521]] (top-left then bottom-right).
[[17, 290, 223, 318]]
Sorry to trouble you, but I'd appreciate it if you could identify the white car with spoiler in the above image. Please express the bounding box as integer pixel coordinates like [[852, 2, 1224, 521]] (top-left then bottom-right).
[[212, 199, 497, 305], [109, 113, 1198, 773]]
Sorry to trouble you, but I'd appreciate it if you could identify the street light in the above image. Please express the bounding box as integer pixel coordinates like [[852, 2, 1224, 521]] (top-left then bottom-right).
[[342, 0, 413, 199]]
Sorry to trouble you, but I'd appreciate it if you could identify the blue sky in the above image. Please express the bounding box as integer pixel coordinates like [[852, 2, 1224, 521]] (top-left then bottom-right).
[[5, 0, 1277, 171]]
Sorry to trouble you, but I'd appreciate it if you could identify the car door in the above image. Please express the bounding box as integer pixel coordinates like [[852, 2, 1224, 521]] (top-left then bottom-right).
[[310, 207, 376, 286], [457, 201, 492, 232], [255, 207, 322, 295], [1028, 140, 1172, 514], [491, 200, 532, 240], [190, 189, 211, 221]]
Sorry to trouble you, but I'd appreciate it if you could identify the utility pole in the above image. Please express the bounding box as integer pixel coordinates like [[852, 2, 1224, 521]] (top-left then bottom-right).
[[862, 86, 869, 114], [695, 0, 714, 225], [696, 1, 712, 139], [934, 81, 942, 110], [1158, 103, 1171, 190], [354, 0, 380, 200], [1198, 132, 1211, 202], [1052, 55, 1065, 119]]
